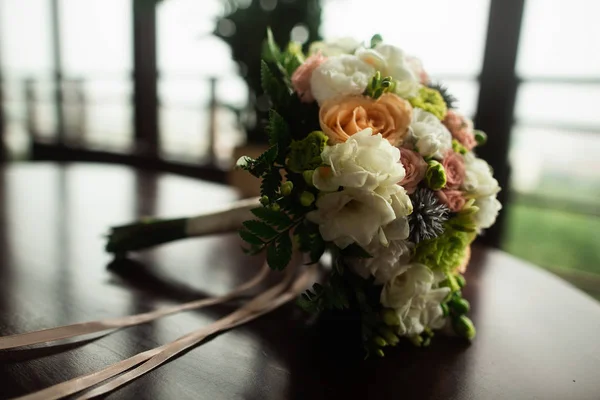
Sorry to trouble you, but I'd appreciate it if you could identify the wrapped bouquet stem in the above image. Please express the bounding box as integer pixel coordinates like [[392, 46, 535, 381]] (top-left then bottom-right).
[[106, 197, 260, 254]]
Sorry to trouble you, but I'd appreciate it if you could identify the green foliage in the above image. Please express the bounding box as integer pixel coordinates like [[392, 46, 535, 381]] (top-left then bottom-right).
[[266, 231, 293, 270], [364, 71, 396, 99], [250, 207, 293, 230], [428, 82, 458, 110], [294, 221, 325, 264], [287, 131, 328, 173], [267, 109, 290, 147], [260, 169, 282, 200], [297, 277, 350, 314]]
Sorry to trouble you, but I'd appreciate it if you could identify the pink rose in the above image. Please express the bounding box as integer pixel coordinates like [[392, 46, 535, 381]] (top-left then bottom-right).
[[399, 148, 427, 194], [443, 110, 477, 151], [291, 53, 326, 103], [437, 189, 466, 212], [441, 150, 465, 189]]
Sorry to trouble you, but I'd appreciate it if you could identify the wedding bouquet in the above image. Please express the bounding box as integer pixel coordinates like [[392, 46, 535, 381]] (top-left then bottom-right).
[[106, 32, 501, 357]]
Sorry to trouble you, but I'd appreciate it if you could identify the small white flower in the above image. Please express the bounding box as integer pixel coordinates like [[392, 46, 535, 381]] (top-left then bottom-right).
[[309, 37, 362, 57], [473, 194, 502, 229], [410, 108, 453, 159], [310, 55, 376, 105], [356, 44, 419, 98], [380, 264, 450, 337], [462, 153, 501, 198], [349, 238, 413, 284], [313, 128, 405, 192], [306, 188, 397, 249]]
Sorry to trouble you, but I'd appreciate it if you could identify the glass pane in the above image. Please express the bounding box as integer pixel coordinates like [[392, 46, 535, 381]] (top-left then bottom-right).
[[515, 83, 600, 128], [505, 126, 600, 292], [320, 0, 491, 76], [0, 0, 53, 78], [59, 0, 132, 76], [509, 126, 600, 206], [517, 0, 600, 78]]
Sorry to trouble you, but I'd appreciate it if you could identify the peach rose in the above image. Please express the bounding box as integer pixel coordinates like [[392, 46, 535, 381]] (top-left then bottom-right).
[[436, 189, 466, 212], [319, 93, 412, 146], [399, 148, 427, 194], [443, 110, 477, 151], [291, 53, 327, 103], [441, 150, 465, 189]]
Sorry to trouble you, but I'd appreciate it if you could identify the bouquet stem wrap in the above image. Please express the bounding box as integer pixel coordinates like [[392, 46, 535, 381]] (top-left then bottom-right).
[[106, 197, 260, 254]]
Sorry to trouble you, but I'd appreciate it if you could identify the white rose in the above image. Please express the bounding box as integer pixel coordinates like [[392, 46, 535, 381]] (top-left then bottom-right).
[[309, 37, 361, 57], [462, 153, 500, 197], [410, 108, 453, 159], [313, 128, 405, 192], [356, 44, 419, 98], [473, 194, 502, 229], [380, 264, 450, 337], [310, 55, 375, 105], [349, 239, 413, 284], [306, 188, 397, 249]]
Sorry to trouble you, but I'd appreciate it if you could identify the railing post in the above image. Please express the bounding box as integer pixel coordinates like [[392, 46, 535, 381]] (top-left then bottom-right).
[[207, 77, 217, 165], [24, 79, 38, 140], [474, 0, 526, 247], [50, 0, 66, 146], [132, 0, 159, 159]]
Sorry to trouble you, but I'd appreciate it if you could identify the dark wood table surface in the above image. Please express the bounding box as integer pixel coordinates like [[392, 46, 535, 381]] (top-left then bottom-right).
[[1, 163, 599, 400]]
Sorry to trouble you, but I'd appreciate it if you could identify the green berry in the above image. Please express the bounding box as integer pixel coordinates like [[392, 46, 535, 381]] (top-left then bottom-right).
[[299, 191, 315, 207], [381, 309, 400, 326], [260, 196, 269, 206], [453, 315, 476, 340], [303, 170, 315, 186], [281, 181, 293, 196], [450, 298, 470, 315]]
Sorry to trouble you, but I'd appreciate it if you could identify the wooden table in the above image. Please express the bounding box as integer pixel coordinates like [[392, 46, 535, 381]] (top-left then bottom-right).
[[1, 163, 599, 400]]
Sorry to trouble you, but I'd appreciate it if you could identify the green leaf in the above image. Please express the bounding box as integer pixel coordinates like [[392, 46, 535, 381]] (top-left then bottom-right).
[[341, 243, 373, 258], [260, 169, 282, 203], [256, 145, 278, 165], [239, 229, 264, 246], [265, 27, 281, 63], [266, 232, 293, 270], [267, 110, 290, 147], [260, 60, 280, 99], [242, 220, 278, 240], [251, 207, 293, 230]]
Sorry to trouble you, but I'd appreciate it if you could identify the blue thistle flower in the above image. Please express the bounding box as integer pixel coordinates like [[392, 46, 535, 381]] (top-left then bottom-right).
[[408, 188, 450, 244]]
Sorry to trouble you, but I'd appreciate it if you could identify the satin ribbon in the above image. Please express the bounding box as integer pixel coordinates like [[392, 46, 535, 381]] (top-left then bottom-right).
[[0, 264, 270, 351], [7, 258, 316, 400]]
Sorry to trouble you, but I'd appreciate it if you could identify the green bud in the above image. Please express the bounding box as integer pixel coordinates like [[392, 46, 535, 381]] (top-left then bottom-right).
[[452, 315, 476, 340], [303, 170, 315, 186], [441, 303, 449, 317], [425, 160, 447, 190], [409, 335, 423, 347], [299, 191, 315, 207], [450, 298, 470, 315], [452, 139, 468, 155], [474, 130, 487, 145], [373, 336, 387, 347], [370, 33, 383, 48], [422, 337, 431, 347], [379, 327, 399, 345], [381, 309, 400, 326], [260, 196, 270, 206], [270, 203, 281, 212], [281, 181, 293, 196], [375, 348, 385, 358], [456, 274, 466, 288]]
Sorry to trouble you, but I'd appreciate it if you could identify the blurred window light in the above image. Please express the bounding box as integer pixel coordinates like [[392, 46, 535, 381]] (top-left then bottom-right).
[[517, 0, 600, 79], [320, 0, 491, 77]]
